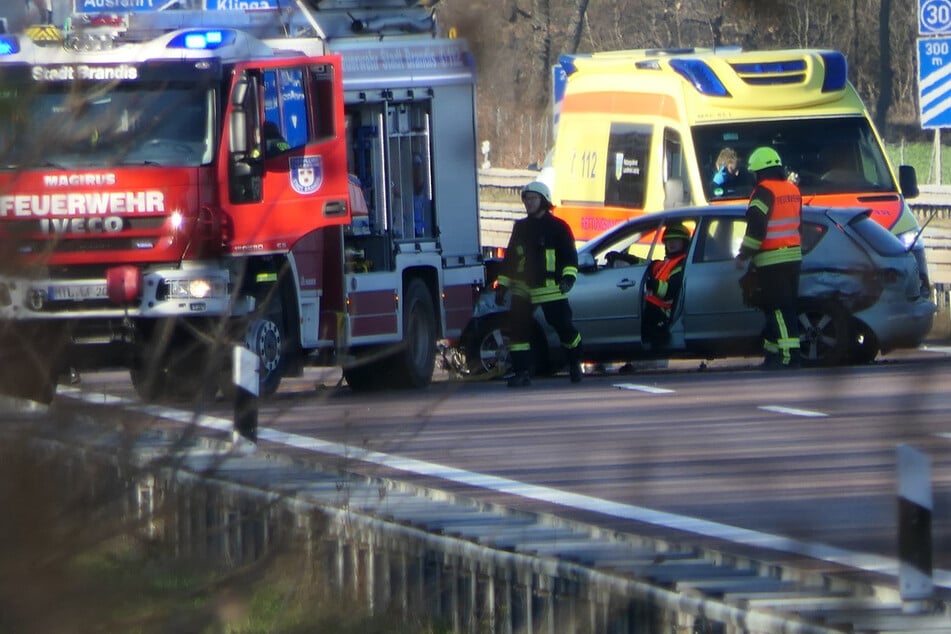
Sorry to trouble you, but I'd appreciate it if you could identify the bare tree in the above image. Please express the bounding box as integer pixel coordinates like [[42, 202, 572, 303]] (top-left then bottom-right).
[[437, 0, 921, 167], [876, 0, 894, 131]]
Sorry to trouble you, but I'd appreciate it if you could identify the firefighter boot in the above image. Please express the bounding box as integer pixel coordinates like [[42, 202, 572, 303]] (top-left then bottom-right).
[[507, 349, 531, 388], [567, 345, 583, 383]]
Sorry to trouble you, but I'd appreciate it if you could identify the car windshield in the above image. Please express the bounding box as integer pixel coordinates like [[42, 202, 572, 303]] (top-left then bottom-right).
[[0, 82, 214, 169], [692, 116, 896, 202]]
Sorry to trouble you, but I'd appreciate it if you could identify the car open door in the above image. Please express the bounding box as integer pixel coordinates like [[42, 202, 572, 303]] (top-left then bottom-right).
[[682, 215, 762, 344], [570, 219, 663, 350]]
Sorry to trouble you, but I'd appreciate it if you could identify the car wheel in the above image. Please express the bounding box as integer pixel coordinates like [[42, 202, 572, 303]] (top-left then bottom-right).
[[797, 300, 850, 366], [464, 316, 510, 376]]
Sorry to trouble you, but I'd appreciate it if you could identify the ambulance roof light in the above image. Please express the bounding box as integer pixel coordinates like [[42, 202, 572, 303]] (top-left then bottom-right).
[[669, 59, 730, 97], [558, 54, 587, 76], [0, 36, 19, 56], [820, 51, 847, 92], [167, 29, 237, 51]]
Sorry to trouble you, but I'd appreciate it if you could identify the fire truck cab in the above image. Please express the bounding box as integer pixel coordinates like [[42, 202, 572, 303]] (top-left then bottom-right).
[[0, 0, 484, 402]]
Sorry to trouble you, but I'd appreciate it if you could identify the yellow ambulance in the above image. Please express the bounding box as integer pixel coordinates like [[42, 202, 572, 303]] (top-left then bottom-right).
[[547, 47, 921, 245]]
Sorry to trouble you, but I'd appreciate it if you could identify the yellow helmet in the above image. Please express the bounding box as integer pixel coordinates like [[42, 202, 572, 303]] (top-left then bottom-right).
[[748, 147, 782, 172], [663, 223, 691, 241]]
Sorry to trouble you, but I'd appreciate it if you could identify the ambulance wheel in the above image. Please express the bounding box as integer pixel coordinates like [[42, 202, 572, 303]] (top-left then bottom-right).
[[849, 324, 879, 364], [798, 300, 850, 366], [389, 279, 436, 389]]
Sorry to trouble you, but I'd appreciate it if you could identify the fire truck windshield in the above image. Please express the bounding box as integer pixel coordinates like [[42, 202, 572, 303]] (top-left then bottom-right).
[[693, 116, 897, 201], [0, 82, 214, 169]]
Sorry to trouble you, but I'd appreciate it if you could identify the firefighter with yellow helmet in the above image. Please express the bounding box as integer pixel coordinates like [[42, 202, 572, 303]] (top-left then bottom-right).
[[642, 222, 691, 348], [735, 147, 803, 369], [496, 180, 583, 386]]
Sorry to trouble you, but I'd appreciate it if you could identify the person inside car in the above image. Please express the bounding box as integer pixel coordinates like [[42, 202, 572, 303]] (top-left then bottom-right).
[[641, 223, 691, 349]]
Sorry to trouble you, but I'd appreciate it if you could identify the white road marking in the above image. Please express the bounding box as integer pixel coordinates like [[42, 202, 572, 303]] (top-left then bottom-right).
[[58, 387, 949, 589], [921, 344, 951, 354], [759, 405, 828, 418], [613, 383, 675, 394]]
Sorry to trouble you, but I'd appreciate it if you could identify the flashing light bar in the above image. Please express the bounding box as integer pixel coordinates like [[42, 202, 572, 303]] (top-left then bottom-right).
[[0, 36, 19, 56], [167, 29, 237, 51]]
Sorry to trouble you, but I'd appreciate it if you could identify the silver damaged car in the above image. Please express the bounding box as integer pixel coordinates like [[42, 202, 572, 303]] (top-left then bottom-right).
[[462, 205, 936, 375]]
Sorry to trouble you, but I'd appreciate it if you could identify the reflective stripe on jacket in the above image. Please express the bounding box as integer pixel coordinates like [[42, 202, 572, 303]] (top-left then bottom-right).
[[497, 212, 579, 304]]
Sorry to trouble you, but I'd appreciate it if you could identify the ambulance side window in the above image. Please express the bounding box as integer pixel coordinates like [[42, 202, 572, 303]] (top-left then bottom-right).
[[604, 123, 650, 209], [663, 129, 689, 208]]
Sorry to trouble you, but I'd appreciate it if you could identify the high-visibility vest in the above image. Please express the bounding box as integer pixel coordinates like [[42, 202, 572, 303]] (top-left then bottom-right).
[[645, 253, 685, 312], [759, 180, 801, 252]]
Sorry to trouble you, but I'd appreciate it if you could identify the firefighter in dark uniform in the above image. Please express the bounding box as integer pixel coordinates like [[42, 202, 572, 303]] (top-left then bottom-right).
[[642, 222, 691, 348], [735, 147, 802, 368], [496, 181, 583, 387]]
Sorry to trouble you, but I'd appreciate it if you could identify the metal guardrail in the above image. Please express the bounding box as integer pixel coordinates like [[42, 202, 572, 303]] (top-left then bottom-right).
[[9, 403, 950, 634]]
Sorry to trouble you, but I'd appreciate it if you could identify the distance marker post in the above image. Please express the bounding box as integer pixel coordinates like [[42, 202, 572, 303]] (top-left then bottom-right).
[[233, 345, 259, 444], [897, 444, 933, 604]]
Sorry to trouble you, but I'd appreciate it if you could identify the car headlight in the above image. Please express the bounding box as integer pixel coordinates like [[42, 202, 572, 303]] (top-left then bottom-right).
[[896, 229, 922, 250]]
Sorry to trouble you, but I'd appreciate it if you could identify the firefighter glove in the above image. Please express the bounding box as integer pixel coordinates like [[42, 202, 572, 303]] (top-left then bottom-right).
[[559, 276, 575, 294]]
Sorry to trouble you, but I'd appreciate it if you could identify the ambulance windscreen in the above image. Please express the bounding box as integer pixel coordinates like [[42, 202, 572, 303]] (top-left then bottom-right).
[[693, 116, 895, 202]]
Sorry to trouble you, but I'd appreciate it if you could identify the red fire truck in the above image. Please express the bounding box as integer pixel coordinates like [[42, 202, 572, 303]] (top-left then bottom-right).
[[0, 0, 485, 402]]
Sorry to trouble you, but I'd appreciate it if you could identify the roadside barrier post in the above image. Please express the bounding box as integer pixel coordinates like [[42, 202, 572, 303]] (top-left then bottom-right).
[[896, 444, 933, 607], [233, 345, 259, 444]]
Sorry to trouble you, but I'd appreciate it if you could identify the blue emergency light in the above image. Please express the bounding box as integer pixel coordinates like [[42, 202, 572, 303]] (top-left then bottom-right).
[[819, 51, 848, 92], [669, 59, 730, 97], [167, 29, 237, 51], [0, 36, 20, 56]]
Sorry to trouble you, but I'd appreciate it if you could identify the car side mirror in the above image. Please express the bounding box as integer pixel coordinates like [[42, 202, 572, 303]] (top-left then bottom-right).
[[578, 252, 596, 271]]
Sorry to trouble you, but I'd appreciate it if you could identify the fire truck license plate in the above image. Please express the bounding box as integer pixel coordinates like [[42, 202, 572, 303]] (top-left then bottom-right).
[[48, 284, 108, 301]]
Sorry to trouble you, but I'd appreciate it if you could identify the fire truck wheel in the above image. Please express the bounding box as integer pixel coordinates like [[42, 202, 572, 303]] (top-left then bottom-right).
[[130, 357, 167, 402], [341, 350, 384, 392], [0, 354, 56, 404], [245, 304, 286, 398], [390, 278, 436, 389]]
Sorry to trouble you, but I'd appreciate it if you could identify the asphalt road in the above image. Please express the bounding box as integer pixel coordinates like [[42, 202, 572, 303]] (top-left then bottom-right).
[[57, 345, 951, 588]]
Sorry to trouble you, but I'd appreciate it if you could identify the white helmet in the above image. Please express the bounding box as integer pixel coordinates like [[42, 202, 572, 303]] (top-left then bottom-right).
[[521, 180, 552, 205]]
